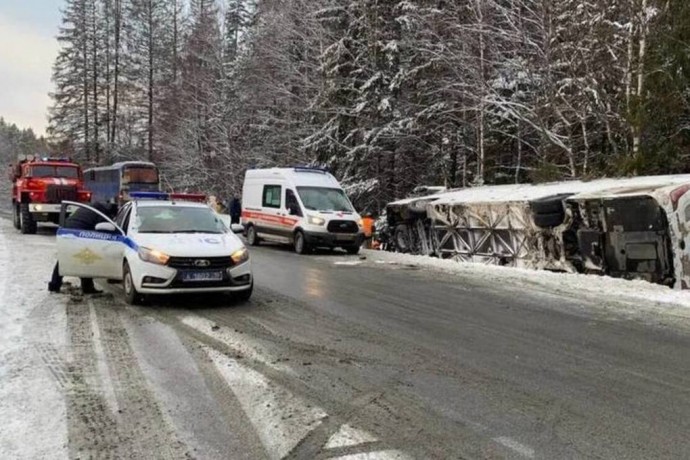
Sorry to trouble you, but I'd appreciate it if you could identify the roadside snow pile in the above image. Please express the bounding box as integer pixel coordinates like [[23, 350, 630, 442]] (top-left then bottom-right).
[[365, 249, 690, 311], [0, 219, 68, 458]]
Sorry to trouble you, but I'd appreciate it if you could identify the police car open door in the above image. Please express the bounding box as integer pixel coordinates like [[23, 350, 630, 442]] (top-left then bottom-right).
[[56, 201, 125, 280]]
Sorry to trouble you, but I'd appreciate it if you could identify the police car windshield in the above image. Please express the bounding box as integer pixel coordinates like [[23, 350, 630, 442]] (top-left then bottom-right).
[[297, 187, 353, 212], [30, 165, 79, 178], [135, 206, 226, 234]]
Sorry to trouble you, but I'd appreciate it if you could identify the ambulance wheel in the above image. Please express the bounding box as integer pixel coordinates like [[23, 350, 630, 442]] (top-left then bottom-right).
[[294, 230, 310, 254], [246, 225, 260, 246], [123, 262, 142, 305], [12, 203, 21, 229], [20, 203, 37, 234]]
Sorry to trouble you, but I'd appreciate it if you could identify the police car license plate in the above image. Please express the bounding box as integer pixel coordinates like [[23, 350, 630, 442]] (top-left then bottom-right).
[[182, 271, 223, 282]]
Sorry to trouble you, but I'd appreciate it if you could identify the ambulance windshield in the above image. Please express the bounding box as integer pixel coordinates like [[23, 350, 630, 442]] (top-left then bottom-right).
[[297, 187, 353, 212]]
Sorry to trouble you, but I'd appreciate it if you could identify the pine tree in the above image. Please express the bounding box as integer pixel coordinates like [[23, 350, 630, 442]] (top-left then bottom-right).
[[49, 0, 91, 161]]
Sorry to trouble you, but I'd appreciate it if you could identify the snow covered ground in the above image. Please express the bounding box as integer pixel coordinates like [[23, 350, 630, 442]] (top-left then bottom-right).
[[0, 220, 68, 459]]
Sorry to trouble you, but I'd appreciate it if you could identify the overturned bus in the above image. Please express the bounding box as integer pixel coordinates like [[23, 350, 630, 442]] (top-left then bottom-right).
[[383, 175, 690, 289]]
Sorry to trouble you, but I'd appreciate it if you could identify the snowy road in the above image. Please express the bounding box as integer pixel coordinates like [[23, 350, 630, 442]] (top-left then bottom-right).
[[2, 217, 690, 459]]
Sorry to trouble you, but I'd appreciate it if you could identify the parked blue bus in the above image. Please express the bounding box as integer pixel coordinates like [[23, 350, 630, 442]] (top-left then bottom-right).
[[84, 161, 160, 205]]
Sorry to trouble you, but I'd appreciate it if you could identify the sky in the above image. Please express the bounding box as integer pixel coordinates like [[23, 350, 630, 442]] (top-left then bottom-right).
[[0, 0, 62, 136]]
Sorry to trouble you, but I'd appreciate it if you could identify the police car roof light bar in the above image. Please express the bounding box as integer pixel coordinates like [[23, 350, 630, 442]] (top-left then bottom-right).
[[169, 193, 206, 203], [129, 191, 169, 200]]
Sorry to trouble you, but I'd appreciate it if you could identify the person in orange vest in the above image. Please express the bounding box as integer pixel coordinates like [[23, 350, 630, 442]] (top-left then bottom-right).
[[361, 213, 375, 248]]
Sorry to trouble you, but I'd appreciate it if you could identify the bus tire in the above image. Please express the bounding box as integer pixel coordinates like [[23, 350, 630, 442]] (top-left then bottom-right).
[[20, 203, 37, 234], [529, 194, 570, 215], [533, 212, 565, 229], [394, 224, 411, 253]]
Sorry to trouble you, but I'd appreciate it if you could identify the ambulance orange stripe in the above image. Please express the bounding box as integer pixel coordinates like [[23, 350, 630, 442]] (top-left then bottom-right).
[[242, 210, 299, 227]]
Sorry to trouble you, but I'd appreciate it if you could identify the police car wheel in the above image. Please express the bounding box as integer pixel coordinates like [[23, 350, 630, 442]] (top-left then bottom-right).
[[123, 263, 141, 305], [236, 282, 253, 302], [246, 225, 260, 246]]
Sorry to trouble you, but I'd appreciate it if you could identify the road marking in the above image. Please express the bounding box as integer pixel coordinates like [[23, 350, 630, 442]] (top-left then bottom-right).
[[180, 315, 297, 376], [493, 436, 535, 458], [325, 424, 377, 449], [205, 347, 326, 460]]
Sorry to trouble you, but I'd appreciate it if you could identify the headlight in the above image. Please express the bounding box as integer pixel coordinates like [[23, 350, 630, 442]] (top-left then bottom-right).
[[231, 247, 249, 264], [138, 247, 170, 265], [308, 215, 325, 226], [357, 219, 363, 228]]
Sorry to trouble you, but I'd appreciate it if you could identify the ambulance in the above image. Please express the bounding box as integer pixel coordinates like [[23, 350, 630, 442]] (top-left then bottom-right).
[[56, 192, 253, 305], [241, 167, 365, 254]]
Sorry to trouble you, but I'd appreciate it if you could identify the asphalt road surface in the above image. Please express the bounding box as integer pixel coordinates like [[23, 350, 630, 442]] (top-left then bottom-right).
[[2, 219, 690, 459]]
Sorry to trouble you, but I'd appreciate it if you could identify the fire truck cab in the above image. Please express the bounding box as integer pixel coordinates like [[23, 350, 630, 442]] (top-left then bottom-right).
[[9, 155, 92, 234]]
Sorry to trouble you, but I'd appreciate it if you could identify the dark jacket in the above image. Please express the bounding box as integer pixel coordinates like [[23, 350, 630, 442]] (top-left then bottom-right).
[[64, 203, 110, 230], [230, 198, 242, 219]]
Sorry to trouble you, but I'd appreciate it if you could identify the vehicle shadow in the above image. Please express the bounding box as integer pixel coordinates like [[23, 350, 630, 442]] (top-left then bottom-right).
[[38, 225, 59, 236], [252, 241, 358, 257], [146, 292, 255, 311]]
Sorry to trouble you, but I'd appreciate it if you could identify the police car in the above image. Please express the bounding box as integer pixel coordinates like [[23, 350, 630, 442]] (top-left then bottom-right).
[[56, 192, 253, 304]]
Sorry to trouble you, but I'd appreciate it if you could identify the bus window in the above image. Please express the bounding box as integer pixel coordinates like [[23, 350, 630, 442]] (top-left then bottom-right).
[[123, 166, 158, 184]]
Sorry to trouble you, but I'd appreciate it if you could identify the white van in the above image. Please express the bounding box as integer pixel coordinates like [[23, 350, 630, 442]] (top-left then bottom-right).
[[241, 167, 365, 254]]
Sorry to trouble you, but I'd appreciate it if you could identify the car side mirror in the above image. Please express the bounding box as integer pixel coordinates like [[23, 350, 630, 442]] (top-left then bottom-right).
[[231, 223, 244, 234], [95, 222, 118, 233]]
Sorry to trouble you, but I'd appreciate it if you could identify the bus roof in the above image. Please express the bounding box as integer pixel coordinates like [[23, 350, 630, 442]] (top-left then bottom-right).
[[85, 161, 156, 172]]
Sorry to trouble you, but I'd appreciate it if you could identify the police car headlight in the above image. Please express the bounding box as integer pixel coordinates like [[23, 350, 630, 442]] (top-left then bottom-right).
[[307, 215, 325, 226], [231, 248, 249, 265], [138, 247, 170, 265]]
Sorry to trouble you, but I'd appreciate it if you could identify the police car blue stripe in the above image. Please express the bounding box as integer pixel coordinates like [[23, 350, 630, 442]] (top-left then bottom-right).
[[57, 228, 139, 250]]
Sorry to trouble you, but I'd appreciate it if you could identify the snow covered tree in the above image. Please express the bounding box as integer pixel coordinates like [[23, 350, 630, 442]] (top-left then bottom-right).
[[49, 0, 92, 161]]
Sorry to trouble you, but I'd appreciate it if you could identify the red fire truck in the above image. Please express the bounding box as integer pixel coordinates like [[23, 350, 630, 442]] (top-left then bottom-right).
[[9, 155, 92, 234]]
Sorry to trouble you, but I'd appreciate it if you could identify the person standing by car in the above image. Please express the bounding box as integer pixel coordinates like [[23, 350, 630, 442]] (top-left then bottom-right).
[[361, 213, 375, 249], [230, 196, 242, 224], [48, 202, 117, 294]]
